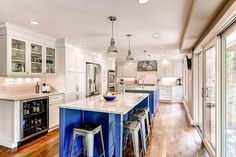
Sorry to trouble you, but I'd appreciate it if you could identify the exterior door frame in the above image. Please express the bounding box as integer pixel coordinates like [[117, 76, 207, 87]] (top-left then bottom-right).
[[193, 49, 204, 133], [202, 37, 221, 157], [221, 20, 236, 157]]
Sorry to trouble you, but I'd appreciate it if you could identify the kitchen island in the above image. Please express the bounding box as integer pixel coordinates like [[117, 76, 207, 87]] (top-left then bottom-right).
[[125, 85, 160, 116], [59, 93, 149, 157]]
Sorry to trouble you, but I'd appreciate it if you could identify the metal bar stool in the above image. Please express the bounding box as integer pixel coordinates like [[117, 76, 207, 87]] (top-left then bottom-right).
[[135, 107, 152, 135], [123, 120, 144, 157], [70, 123, 105, 157], [129, 111, 148, 154]]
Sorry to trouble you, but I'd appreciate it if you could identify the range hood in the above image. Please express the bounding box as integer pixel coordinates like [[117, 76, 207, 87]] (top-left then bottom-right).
[[137, 60, 157, 71]]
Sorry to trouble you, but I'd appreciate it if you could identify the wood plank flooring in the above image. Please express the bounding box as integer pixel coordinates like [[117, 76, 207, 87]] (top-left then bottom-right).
[[0, 103, 210, 157], [146, 103, 210, 157]]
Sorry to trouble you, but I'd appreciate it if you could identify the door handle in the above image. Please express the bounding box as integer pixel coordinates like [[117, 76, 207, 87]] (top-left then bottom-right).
[[201, 88, 204, 97]]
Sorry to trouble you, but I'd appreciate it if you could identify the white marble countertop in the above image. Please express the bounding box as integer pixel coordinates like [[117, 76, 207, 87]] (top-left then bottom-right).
[[125, 85, 159, 92], [59, 93, 149, 115], [0, 92, 63, 101]]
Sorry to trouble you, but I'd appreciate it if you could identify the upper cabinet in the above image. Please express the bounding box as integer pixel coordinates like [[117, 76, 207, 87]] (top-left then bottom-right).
[[30, 43, 43, 74], [158, 60, 183, 77], [11, 39, 27, 73], [0, 23, 56, 76], [117, 63, 137, 77], [46, 47, 56, 74]]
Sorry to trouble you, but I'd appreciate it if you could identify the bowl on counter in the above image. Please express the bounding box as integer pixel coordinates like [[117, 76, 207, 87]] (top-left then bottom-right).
[[103, 92, 116, 101]]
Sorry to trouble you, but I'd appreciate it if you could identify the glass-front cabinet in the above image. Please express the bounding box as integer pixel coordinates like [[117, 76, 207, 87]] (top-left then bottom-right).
[[11, 39, 26, 73], [0, 23, 56, 76], [46, 47, 55, 74], [31, 43, 43, 73], [8, 38, 56, 76]]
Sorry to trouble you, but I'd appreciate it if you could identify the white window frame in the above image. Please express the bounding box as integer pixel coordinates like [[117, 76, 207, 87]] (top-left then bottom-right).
[[221, 20, 236, 157]]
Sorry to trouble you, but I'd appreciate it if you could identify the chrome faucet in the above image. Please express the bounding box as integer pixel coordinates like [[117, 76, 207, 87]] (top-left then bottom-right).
[[137, 78, 144, 88]]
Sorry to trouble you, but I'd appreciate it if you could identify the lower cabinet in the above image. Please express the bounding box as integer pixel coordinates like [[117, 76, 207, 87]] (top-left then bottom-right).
[[172, 86, 183, 102], [49, 94, 64, 131], [159, 85, 172, 101]]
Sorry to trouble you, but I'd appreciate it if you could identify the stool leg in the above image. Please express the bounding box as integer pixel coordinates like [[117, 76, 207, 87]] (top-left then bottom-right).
[[131, 130, 140, 157], [83, 136, 87, 157], [86, 134, 94, 157], [147, 112, 152, 144], [70, 133, 76, 157], [99, 129, 106, 157], [140, 119, 147, 154]]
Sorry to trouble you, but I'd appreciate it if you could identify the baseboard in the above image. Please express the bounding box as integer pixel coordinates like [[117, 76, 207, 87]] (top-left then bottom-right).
[[182, 101, 195, 126], [49, 125, 59, 132], [0, 136, 18, 148]]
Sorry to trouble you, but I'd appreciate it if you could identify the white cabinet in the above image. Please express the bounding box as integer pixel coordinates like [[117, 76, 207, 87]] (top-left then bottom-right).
[[173, 62, 183, 77], [0, 23, 56, 76], [158, 62, 174, 77], [46, 47, 56, 74], [172, 86, 183, 102], [117, 63, 137, 77], [159, 85, 172, 100], [117, 65, 124, 77], [49, 94, 64, 131], [158, 60, 183, 77]]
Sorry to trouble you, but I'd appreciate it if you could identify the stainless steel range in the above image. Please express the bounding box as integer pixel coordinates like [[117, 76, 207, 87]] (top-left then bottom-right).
[[86, 62, 102, 97]]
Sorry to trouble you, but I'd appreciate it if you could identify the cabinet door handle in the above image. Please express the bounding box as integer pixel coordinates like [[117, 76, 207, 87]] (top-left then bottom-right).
[[201, 88, 204, 97]]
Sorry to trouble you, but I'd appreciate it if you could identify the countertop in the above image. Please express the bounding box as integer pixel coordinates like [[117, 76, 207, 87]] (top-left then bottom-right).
[[59, 93, 149, 115], [0, 92, 63, 101], [125, 85, 159, 92]]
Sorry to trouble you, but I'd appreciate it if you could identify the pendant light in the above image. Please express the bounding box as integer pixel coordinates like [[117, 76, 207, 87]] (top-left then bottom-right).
[[126, 34, 134, 61], [107, 16, 118, 54]]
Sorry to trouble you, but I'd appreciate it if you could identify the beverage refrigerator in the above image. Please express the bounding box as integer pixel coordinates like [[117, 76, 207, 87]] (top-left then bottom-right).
[[20, 97, 49, 142]]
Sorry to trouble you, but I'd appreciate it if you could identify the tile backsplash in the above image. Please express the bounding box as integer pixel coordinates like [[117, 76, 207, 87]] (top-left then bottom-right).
[[0, 77, 57, 96]]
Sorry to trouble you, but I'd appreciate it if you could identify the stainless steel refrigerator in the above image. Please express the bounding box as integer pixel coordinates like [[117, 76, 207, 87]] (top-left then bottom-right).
[[86, 62, 102, 97]]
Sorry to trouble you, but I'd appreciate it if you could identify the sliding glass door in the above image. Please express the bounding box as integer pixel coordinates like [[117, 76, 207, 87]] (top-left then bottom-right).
[[222, 22, 236, 157], [204, 42, 217, 151]]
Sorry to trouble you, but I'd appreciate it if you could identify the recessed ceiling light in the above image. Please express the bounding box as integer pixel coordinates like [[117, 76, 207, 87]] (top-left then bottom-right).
[[138, 0, 149, 4], [30, 21, 39, 25], [82, 42, 87, 45], [152, 33, 160, 38]]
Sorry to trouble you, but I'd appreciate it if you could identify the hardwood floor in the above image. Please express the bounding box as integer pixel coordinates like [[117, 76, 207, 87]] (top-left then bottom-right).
[[0, 103, 210, 157], [146, 103, 210, 157]]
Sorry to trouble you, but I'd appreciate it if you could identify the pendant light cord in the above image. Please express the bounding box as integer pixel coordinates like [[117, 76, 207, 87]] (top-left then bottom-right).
[[111, 20, 114, 39], [128, 36, 130, 51]]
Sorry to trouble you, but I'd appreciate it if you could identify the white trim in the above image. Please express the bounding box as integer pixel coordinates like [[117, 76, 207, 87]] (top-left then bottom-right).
[[182, 100, 195, 126], [0, 136, 18, 148], [49, 125, 59, 132], [215, 36, 222, 157], [203, 138, 216, 157], [202, 38, 217, 157], [220, 21, 236, 157]]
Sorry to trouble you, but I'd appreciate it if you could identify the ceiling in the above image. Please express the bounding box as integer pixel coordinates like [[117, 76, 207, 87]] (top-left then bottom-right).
[[181, 0, 227, 51], [0, 0, 228, 59]]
